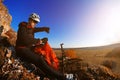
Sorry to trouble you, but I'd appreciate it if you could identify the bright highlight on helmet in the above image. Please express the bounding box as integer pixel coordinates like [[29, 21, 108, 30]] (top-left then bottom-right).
[[29, 13, 40, 22]]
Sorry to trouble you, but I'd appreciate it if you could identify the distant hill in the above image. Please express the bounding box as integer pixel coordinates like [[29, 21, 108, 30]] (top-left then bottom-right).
[[74, 43, 120, 50], [54, 43, 120, 57], [54, 43, 120, 50]]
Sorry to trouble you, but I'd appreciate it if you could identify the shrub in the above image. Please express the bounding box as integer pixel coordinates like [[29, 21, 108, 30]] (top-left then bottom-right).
[[102, 60, 117, 69], [65, 49, 77, 58]]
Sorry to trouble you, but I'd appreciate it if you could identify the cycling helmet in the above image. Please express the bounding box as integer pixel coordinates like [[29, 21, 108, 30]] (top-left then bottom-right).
[[29, 13, 40, 22]]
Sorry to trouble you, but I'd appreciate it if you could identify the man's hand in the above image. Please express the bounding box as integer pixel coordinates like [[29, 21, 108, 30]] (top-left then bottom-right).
[[43, 27, 50, 33], [41, 37, 48, 43], [36, 38, 48, 45]]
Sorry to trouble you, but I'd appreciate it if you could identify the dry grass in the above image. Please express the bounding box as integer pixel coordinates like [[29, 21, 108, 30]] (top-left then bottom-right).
[[53, 44, 120, 73]]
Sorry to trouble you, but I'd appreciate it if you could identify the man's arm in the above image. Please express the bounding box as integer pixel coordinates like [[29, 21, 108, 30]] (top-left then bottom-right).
[[34, 27, 50, 33], [17, 23, 40, 47]]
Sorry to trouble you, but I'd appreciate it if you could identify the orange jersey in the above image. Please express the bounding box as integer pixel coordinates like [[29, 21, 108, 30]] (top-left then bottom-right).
[[34, 42, 59, 70]]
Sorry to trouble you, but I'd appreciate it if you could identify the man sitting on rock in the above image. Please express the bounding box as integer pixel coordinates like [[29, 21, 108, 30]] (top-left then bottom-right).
[[15, 13, 64, 80]]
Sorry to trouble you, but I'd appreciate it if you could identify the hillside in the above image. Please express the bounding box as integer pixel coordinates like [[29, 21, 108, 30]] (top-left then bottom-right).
[[54, 43, 120, 73]]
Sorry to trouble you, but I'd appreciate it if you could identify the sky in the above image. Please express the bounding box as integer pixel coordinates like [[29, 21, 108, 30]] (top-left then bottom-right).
[[3, 0, 120, 48]]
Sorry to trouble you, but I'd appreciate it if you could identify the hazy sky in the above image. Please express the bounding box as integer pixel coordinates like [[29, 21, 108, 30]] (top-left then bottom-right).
[[4, 0, 120, 48]]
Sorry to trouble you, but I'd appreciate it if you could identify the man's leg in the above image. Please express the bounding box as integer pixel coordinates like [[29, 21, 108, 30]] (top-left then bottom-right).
[[16, 48, 65, 80]]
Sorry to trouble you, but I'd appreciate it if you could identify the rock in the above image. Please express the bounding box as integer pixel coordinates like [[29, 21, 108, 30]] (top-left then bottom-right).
[[0, 0, 4, 3], [5, 29, 17, 46], [0, 2, 16, 46], [0, 1, 41, 80], [0, 2, 12, 32], [0, 47, 5, 66], [0, 57, 40, 80]]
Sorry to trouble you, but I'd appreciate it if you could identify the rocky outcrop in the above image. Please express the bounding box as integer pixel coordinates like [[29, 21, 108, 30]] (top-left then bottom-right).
[[0, 1, 16, 46], [0, 1, 40, 80], [0, 2, 11, 31]]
